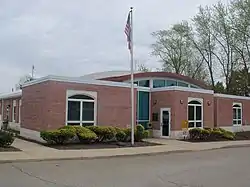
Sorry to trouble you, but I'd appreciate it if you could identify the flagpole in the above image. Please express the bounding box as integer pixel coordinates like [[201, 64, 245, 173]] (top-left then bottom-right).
[[130, 7, 135, 146]]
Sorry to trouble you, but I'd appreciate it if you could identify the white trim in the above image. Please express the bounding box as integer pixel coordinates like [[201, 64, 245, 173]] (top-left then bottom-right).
[[137, 86, 150, 92], [65, 90, 97, 126], [233, 102, 242, 126], [151, 86, 213, 94], [19, 100, 22, 124], [214, 93, 250, 100], [22, 75, 135, 88], [0, 90, 22, 99], [187, 98, 203, 128], [160, 108, 171, 137], [12, 100, 17, 123]]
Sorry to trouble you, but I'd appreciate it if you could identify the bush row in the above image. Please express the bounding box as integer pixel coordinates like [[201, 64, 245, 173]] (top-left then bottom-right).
[[40, 125, 149, 145], [189, 128, 235, 141], [0, 130, 15, 147]]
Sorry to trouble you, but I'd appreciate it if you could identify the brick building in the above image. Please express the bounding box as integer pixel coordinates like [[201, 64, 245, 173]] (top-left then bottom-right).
[[1, 71, 250, 141]]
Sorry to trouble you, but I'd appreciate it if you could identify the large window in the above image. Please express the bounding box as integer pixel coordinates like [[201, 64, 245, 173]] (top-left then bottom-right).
[[153, 79, 165, 88], [233, 103, 242, 126], [67, 94, 95, 126], [188, 99, 203, 128]]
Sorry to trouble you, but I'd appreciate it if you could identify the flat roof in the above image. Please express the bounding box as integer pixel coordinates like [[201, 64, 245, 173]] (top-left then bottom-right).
[[0, 90, 22, 99]]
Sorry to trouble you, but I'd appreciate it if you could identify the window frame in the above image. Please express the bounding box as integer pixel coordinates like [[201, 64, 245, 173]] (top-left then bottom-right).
[[12, 100, 17, 123], [233, 102, 242, 126], [66, 91, 97, 127], [187, 98, 203, 129]]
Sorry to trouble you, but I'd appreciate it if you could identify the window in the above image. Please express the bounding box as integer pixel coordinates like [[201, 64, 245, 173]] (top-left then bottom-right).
[[67, 94, 95, 126], [12, 100, 16, 123], [138, 80, 150, 87], [153, 79, 165, 88], [233, 103, 242, 126], [177, 81, 189, 87], [166, 80, 177, 87], [188, 99, 203, 128]]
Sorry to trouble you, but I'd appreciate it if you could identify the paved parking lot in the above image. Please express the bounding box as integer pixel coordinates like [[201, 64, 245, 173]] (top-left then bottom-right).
[[1, 147, 250, 187]]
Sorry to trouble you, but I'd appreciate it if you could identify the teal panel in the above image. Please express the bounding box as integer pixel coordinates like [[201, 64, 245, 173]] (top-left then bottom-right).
[[137, 91, 149, 121]]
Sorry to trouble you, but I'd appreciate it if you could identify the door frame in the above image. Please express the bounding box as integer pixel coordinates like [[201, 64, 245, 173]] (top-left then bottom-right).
[[160, 108, 171, 138]]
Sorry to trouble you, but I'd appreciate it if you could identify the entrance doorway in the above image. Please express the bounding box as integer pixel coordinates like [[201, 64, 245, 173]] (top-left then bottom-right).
[[160, 108, 171, 137]]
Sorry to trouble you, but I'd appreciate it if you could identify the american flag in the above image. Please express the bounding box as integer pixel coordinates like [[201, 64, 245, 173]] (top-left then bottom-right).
[[124, 11, 131, 50]]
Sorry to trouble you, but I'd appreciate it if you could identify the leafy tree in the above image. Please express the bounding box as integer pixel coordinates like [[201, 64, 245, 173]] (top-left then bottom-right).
[[151, 21, 208, 81]]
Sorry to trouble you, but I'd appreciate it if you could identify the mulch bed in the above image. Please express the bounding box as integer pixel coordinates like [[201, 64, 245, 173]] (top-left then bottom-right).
[[47, 141, 161, 150], [182, 131, 250, 143], [0, 146, 21, 152]]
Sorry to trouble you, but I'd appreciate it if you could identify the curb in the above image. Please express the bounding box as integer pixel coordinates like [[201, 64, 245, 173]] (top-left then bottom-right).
[[1, 143, 250, 164], [0, 149, 194, 164]]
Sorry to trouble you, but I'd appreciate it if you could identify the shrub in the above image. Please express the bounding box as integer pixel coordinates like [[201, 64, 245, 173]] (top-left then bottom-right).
[[189, 128, 202, 140], [135, 124, 146, 142], [86, 126, 116, 142], [200, 129, 210, 140], [122, 128, 137, 142], [211, 129, 224, 139], [40, 128, 75, 144], [0, 131, 15, 147], [115, 130, 126, 142], [143, 130, 150, 139], [76, 127, 97, 143]]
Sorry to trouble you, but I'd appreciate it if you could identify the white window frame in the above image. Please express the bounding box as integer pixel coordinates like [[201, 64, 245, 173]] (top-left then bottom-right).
[[66, 90, 97, 126], [19, 100, 22, 124], [187, 98, 203, 128], [12, 100, 17, 123], [233, 102, 242, 126]]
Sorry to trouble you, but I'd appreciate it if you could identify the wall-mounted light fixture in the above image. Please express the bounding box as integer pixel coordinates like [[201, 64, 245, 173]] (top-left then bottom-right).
[[207, 100, 211, 106], [180, 100, 184, 104], [153, 100, 157, 105]]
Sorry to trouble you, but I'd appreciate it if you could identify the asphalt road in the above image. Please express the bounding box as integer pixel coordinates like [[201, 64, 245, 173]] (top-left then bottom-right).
[[1, 147, 250, 187]]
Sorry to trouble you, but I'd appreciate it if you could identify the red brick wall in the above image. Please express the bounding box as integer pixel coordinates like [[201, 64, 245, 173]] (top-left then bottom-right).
[[151, 90, 214, 131], [22, 81, 51, 131], [214, 96, 250, 126], [22, 80, 136, 131]]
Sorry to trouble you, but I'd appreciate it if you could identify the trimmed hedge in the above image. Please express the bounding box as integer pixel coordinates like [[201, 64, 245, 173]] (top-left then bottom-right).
[[86, 126, 116, 142], [41, 125, 150, 145], [0, 130, 15, 147], [189, 128, 235, 141], [40, 128, 75, 144]]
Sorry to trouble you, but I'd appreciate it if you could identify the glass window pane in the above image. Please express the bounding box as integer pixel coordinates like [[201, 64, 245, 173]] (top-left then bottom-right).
[[196, 122, 202, 127], [82, 123, 94, 127], [233, 108, 236, 120], [68, 101, 80, 121], [191, 85, 198, 88], [196, 106, 202, 120], [188, 122, 194, 128], [189, 101, 201, 105], [237, 109, 241, 120], [138, 91, 149, 121], [188, 106, 194, 120], [153, 80, 165, 88], [166, 80, 177, 86], [82, 102, 94, 121], [67, 123, 80, 126], [139, 80, 150, 87], [233, 120, 237, 125], [178, 81, 189, 87], [238, 120, 242, 125], [69, 95, 94, 100]]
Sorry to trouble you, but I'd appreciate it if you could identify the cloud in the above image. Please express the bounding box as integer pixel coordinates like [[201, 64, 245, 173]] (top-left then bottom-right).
[[0, 0, 226, 92]]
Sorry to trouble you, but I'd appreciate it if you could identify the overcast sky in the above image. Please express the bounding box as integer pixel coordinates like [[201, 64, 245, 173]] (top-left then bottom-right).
[[0, 0, 228, 92]]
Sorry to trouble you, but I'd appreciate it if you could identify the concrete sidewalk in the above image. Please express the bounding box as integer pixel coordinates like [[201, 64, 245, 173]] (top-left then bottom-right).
[[1, 138, 250, 163]]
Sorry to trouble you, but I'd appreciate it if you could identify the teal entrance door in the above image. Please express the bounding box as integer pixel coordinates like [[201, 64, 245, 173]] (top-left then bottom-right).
[[160, 108, 170, 137]]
